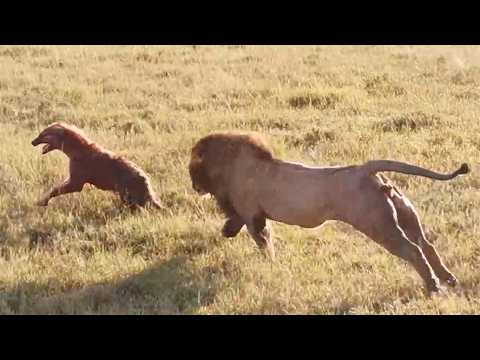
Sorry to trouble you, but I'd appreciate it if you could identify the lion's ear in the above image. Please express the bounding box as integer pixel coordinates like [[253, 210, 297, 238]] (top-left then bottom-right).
[[191, 151, 203, 163]]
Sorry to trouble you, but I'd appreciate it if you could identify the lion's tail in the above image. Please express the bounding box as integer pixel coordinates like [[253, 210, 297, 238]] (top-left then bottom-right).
[[362, 160, 470, 181]]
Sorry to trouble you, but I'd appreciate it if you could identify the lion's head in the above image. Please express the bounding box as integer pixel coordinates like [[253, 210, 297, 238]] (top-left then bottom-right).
[[188, 132, 273, 196]]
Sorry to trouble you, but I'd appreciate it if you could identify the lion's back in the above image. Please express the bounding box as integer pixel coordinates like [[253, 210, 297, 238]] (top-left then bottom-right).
[[196, 132, 273, 163]]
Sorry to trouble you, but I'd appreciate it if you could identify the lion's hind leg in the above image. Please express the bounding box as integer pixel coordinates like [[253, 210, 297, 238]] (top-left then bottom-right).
[[383, 228, 441, 293], [389, 188, 458, 287], [353, 191, 441, 293]]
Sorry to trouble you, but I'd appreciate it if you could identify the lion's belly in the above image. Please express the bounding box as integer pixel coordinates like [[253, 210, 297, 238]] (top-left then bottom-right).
[[269, 214, 328, 228], [262, 194, 334, 228]]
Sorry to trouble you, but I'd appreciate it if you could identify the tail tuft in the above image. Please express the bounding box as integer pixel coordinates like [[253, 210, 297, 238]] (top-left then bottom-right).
[[457, 163, 470, 175]]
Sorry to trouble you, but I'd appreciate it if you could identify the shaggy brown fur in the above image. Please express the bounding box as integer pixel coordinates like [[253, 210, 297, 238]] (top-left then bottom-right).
[[189, 132, 470, 293], [32, 122, 164, 210]]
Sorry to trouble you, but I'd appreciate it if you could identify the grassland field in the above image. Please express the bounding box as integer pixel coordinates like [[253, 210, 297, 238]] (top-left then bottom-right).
[[0, 45, 479, 314]]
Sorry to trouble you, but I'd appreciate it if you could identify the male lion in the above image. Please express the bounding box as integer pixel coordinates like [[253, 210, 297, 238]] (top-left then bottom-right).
[[32, 122, 164, 210], [189, 132, 470, 293]]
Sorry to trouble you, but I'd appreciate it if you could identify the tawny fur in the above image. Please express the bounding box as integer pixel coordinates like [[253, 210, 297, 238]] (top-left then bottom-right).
[[32, 122, 164, 210], [189, 132, 470, 293]]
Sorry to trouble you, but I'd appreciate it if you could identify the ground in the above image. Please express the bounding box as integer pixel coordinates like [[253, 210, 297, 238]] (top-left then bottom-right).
[[0, 45, 478, 314]]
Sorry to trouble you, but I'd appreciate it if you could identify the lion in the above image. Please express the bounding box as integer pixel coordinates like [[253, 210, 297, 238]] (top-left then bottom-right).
[[188, 132, 470, 294]]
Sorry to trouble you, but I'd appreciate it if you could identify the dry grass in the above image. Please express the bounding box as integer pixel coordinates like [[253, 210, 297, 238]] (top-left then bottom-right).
[[0, 45, 479, 314]]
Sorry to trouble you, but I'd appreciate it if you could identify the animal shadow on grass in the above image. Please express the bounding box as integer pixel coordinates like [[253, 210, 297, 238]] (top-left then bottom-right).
[[0, 256, 219, 315]]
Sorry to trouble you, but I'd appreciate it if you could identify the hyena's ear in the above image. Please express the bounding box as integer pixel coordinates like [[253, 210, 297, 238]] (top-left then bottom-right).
[[49, 122, 67, 134], [45, 122, 63, 132]]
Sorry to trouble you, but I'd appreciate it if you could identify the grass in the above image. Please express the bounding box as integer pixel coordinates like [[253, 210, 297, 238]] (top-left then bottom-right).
[[0, 45, 479, 314]]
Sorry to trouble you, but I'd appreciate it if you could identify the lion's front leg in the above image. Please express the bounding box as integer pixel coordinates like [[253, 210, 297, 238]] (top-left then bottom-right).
[[246, 214, 275, 260], [216, 195, 246, 237], [222, 215, 245, 238]]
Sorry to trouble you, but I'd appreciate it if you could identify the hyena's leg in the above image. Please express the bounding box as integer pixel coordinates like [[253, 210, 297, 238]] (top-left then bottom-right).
[[37, 177, 85, 206]]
